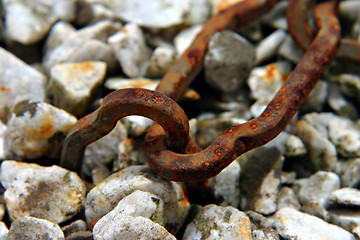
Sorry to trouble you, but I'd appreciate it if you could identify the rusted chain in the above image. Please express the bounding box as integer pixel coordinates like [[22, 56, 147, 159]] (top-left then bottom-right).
[[144, 0, 341, 181], [287, 0, 360, 63], [60, 88, 192, 172]]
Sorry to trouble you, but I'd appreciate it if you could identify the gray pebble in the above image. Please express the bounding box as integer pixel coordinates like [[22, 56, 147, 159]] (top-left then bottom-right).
[[278, 35, 304, 63], [277, 187, 301, 210], [62, 219, 88, 237], [341, 158, 360, 188], [6, 216, 65, 240], [328, 84, 359, 120], [205, 30, 255, 93], [255, 29, 287, 65]]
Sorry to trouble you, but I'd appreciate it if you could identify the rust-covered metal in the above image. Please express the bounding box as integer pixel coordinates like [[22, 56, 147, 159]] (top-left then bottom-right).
[[287, 0, 360, 63], [144, 0, 341, 181], [60, 88, 193, 171]]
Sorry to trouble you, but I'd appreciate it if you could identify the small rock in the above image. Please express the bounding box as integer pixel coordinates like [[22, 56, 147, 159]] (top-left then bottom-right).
[[209, 0, 244, 15], [93, 190, 171, 239], [248, 61, 291, 102], [209, 160, 241, 207], [108, 23, 151, 77], [0, 47, 46, 122], [261, 0, 288, 30], [277, 186, 301, 210], [6, 216, 65, 240], [62, 219, 88, 237], [0, 161, 86, 223], [293, 120, 337, 171], [328, 116, 360, 158], [0, 221, 8, 239], [85, 165, 190, 234], [44, 20, 121, 72], [0, 122, 6, 159], [3, 0, 58, 44], [122, 116, 153, 137], [341, 158, 360, 188], [252, 228, 280, 240], [293, 171, 340, 206], [174, 24, 203, 55], [240, 147, 283, 215], [4, 101, 77, 159], [114, 137, 147, 172], [205, 30, 255, 93], [146, 46, 177, 78], [330, 74, 360, 100], [301, 80, 328, 114], [53, 0, 93, 26], [184, 0, 210, 25], [183, 204, 252, 240], [328, 83, 358, 120], [328, 188, 360, 208], [65, 231, 93, 240], [278, 35, 305, 63], [270, 208, 355, 240], [91, 166, 112, 186], [109, 0, 191, 29], [255, 29, 287, 65], [44, 21, 76, 58], [82, 121, 127, 178], [302, 112, 336, 139], [94, 215, 176, 240], [48, 61, 107, 117], [284, 134, 307, 158]]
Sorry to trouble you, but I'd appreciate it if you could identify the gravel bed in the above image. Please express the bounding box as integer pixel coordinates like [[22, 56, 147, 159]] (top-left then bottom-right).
[[0, 0, 360, 239]]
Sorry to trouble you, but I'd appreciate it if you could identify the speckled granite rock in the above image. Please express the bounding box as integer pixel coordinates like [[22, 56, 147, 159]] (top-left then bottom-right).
[[4, 101, 77, 159], [85, 165, 190, 234], [0, 161, 86, 223], [6, 216, 64, 240]]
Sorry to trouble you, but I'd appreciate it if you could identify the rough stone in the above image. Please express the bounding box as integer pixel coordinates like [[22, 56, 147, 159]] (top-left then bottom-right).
[[255, 29, 287, 65], [277, 186, 301, 210], [6, 216, 65, 240], [113, 137, 147, 172], [293, 120, 337, 171], [0, 221, 8, 239], [341, 158, 360, 188], [43, 20, 121, 72], [93, 190, 173, 239], [0, 161, 86, 223], [85, 165, 190, 234], [278, 35, 305, 63], [293, 171, 340, 206], [48, 61, 107, 117], [174, 24, 203, 55], [252, 228, 280, 240], [205, 30, 255, 93], [328, 83, 358, 120], [209, 160, 241, 208], [3, 0, 58, 44], [4, 101, 77, 159], [146, 46, 177, 78], [183, 204, 252, 240], [284, 134, 307, 158], [328, 188, 360, 208], [62, 219, 88, 237], [328, 115, 360, 158], [82, 121, 127, 178], [108, 22, 151, 77], [0, 122, 6, 159], [65, 231, 93, 240], [270, 208, 355, 240], [0, 47, 46, 122]]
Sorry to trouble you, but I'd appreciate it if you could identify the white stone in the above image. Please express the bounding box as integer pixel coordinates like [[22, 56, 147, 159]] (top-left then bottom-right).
[[328, 84, 358, 120], [5, 101, 77, 159], [293, 171, 340, 206], [210, 160, 241, 207], [108, 22, 152, 78], [183, 204, 252, 240], [49, 61, 107, 117], [209, 0, 244, 14], [6, 216, 65, 240], [328, 188, 360, 207], [93, 190, 168, 237], [174, 24, 203, 55], [146, 46, 177, 78], [0, 122, 6, 159], [0, 161, 86, 223], [341, 159, 360, 188], [44, 21, 76, 56], [43, 20, 121, 72], [4, 0, 58, 44], [255, 29, 287, 65], [85, 165, 190, 234], [294, 120, 337, 171], [0, 47, 46, 121], [270, 208, 356, 240], [284, 134, 307, 157], [0, 221, 8, 239], [108, 0, 191, 29], [94, 215, 176, 240]]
